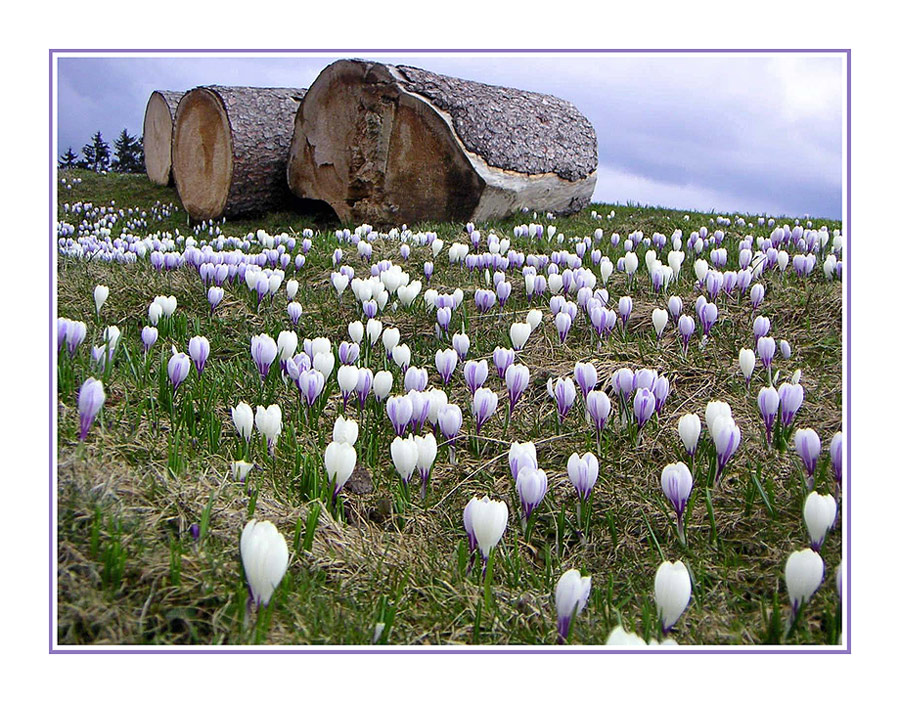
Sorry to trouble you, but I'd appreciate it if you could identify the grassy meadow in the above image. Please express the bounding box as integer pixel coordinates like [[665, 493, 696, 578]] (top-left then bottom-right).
[[55, 169, 843, 646]]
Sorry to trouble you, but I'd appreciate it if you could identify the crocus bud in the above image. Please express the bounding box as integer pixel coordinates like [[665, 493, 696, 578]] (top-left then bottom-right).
[[652, 308, 668, 339], [148, 302, 162, 326], [240, 519, 289, 608], [438, 403, 463, 445], [386, 342, 409, 371], [232, 460, 254, 482], [452, 333, 470, 360], [188, 335, 210, 375], [677, 314, 695, 351], [332, 416, 359, 446], [509, 441, 538, 480], [468, 496, 508, 560], [566, 452, 599, 500], [654, 560, 691, 634], [414, 433, 438, 492], [382, 327, 400, 354], [516, 467, 548, 520], [632, 387, 656, 429], [803, 491, 837, 551], [167, 351, 191, 390], [348, 320, 364, 344], [141, 325, 158, 351], [250, 334, 278, 380], [435, 348, 458, 385], [555, 568, 591, 644], [231, 402, 254, 441], [77, 377, 106, 440], [794, 428, 821, 490], [574, 362, 598, 398], [509, 322, 531, 350], [711, 415, 741, 483], [373, 370, 393, 401], [464, 359, 489, 394], [785, 548, 824, 615], [677, 413, 702, 457], [471, 387, 499, 433], [254, 404, 282, 452], [208, 286, 224, 311], [527, 309, 543, 330], [830, 431, 843, 484], [661, 462, 693, 542], [324, 441, 356, 496], [366, 319, 383, 347], [93, 284, 109, 314], [585, 390, 611, 439], [738, 348, 756, 384], [779, 339, 792, 360], [505, 364, 530, 413], [493, 347, 516, 379]]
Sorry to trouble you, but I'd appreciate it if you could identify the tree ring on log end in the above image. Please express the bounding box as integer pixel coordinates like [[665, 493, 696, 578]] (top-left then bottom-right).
[[172, 88, 234, 221]]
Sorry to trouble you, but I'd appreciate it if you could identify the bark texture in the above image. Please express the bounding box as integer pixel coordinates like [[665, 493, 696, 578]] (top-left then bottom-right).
[[287, 59, 597, 225], [172, 86, 307, 220], [143, 90, 184, 186]]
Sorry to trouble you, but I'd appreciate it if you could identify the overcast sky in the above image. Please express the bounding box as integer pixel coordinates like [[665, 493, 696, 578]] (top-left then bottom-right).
[[56, 53, 844, 219]]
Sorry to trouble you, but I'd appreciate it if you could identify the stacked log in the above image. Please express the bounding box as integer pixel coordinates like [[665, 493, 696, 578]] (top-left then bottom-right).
[[172, 86, 307, 220], [286, 59, 597, 224], [142, 90, 184, 186]]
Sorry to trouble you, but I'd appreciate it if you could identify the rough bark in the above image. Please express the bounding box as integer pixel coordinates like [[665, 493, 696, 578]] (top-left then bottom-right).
[[143, 90, 183, 186], [172, 86, 306, 220], [287, 59, 597, 225]]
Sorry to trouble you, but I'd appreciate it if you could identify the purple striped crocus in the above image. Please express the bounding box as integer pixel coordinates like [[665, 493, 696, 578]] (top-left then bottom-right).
[[678, 315, 695, 352], [516, 467, 548, 521], [699, 302, 718, 336], [574, 362, 597, 398], [188, 336, 210, 376], [471, 387, 498, 433], [555, 312, 572, 344], [633, 387, 656, 430], [404, 366, 428, 392], [435, 349, 458, 385], [298, 369, 325, 407], [77, 377, 106, 440], [585, 390, 611, 440], [711, 416, 741, 483], [611, 368, 635, 404], [548, 377, 577, 422], [386, 395, 414, 435], [250, 334, 278, 380], [757, 336, 776, 371], [509, 442, 537, 480], [661, 461, 693, 543], [830, 431, 843, 485], [753, 315, 771, 342], [505, 364, 530, 415], [355, 367, 374, 409], [493, 347, 516, 380], [464, 359, 489, 394], [757, 386, 780, 444], [794, 428, 821, 490], [566, 452, 599, 500], [778, 382, 804, 427]]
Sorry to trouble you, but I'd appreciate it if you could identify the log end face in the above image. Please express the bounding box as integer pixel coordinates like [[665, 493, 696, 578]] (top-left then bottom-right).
[[172, 88, 233, 220], [144, 92, 177, 186]]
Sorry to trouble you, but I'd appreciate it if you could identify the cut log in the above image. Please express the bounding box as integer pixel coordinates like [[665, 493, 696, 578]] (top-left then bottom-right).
[[143, 90, 183, 186], [172, 86, 307, 220], [286, 60, 598, 225]]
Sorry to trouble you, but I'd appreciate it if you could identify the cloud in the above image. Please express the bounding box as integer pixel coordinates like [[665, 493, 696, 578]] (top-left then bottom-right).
[[56, 53, 843, 219]]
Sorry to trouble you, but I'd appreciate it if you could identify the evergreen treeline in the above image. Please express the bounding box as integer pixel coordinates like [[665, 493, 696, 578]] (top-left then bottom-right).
[[59, 129, 144, 173]]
